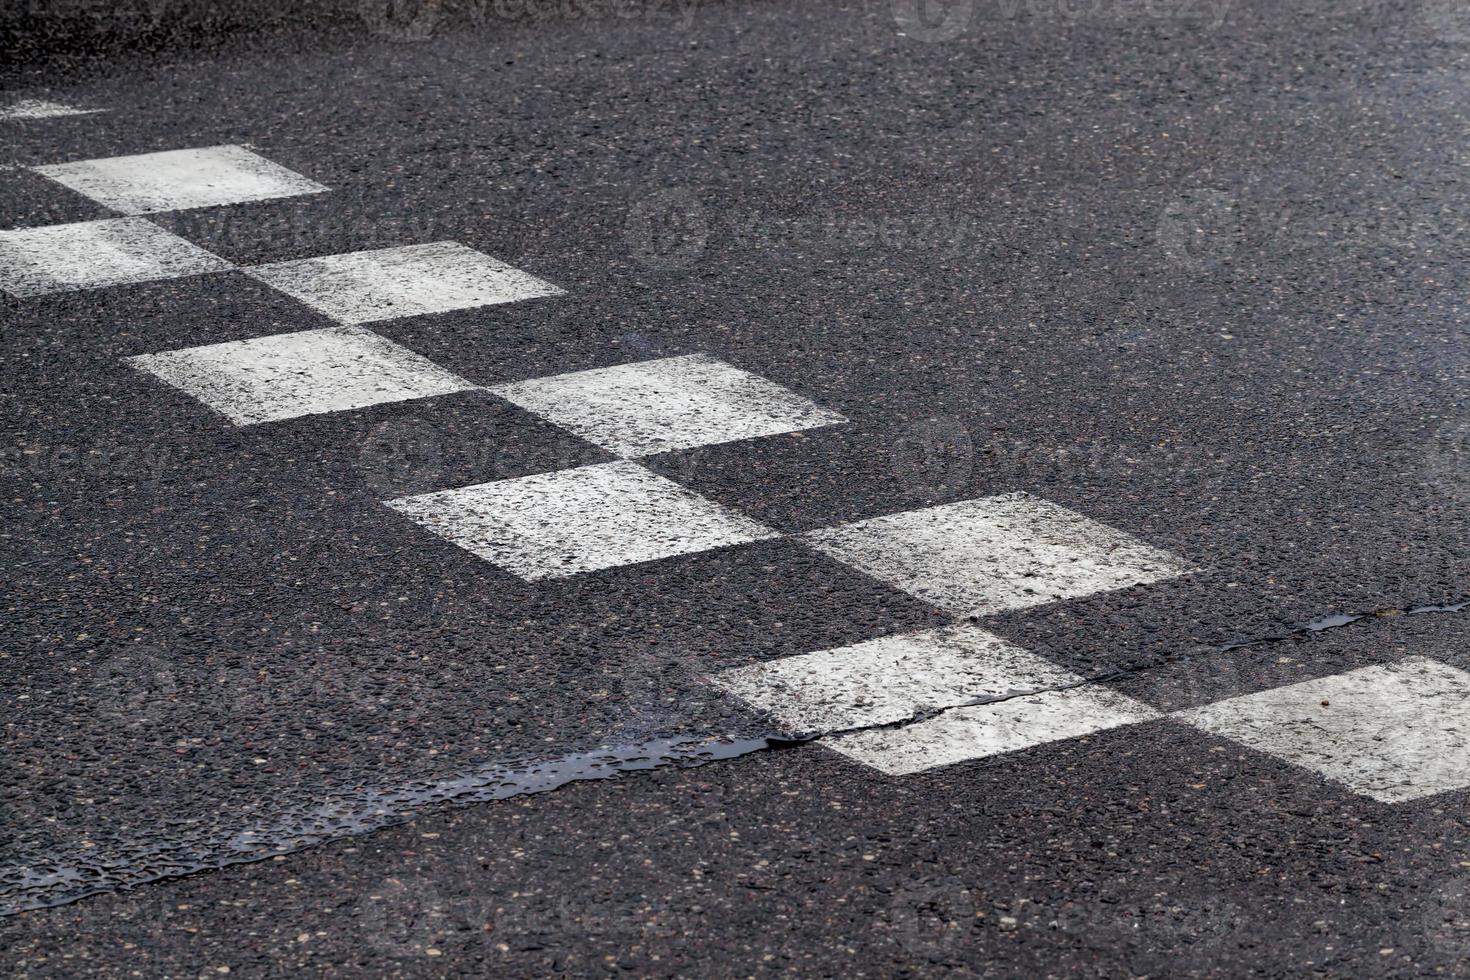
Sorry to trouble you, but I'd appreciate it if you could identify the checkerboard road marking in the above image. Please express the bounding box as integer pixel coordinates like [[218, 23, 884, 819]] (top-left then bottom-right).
[[246, 242, 565, 325], [0, 217, 233, 297], [803, 492, 1191, 617], [491, 353, 847, 457], [0, 99, 103, 120], [1176, 656, 1470, 803], [825, 684, 1161, 776], [714, 624, 1078, 733], [32, 145, 327, 215], [715, 623, 1159, 774], [126, 326, 476, 425], [385, 460, 779, 580]]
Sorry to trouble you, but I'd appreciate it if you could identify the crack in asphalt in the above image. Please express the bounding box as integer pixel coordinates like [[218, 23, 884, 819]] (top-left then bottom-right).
[[3, 595, 1466, 916], [771, 596, 1470, 742], [0, 734, 782, 916]]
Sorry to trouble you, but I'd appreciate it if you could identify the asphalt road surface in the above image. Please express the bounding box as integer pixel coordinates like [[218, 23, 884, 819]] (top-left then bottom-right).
[[3, 0, 1470, 974]]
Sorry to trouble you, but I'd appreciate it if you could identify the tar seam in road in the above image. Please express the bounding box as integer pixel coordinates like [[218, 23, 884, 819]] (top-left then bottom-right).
[[2, 595, 1465, 916]]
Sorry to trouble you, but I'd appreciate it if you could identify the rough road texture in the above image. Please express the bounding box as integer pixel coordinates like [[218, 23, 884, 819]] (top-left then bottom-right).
[[3, 0, 1470, 974]]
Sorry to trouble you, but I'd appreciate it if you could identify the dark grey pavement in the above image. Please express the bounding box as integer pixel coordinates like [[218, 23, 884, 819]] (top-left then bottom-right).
[[8, 613, 1470, 977], [3, 0, 1470, 974]]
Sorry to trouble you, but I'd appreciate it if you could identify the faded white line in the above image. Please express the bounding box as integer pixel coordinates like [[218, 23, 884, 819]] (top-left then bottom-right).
[[714, 623, 1079, 734], [385, 460, 778, 580], [492, 353, 847, 457], [32, 144, 327, 214], [804, 492, 1192, 617], [825, 685, 1161, 776], [0, 217, 233, 297], [247, 242, 565, 325], [0, 99, 104, 121], [1175, 656, 1470, 803], [126, 326, 476, 425]]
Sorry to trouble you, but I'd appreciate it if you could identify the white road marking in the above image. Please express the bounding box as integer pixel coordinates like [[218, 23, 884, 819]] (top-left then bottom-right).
[[0, 99, 103, 120], [31, 145, 327, 214], [1175, 656, 1470, 803], [246, 242, 565, 325], [491, 353, 847, 457], [713, 623, 1079, 733], [385, 460, 778, 580], [824, 685, 1161, 775], [0, 217, 233, 297], [126, 326, 476, 425], [803, 492, 1191, 617]]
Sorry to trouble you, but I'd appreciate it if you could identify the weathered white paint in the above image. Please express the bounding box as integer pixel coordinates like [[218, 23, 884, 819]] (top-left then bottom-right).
[[0, 217, 233, 297], [0, 99, 103, 120], [32, 144, 326, 214], [492, 353, 847, 457], [825, 684, 1161, 775], [126, 326, 475, 425], [247, 242, 565, 325], [385, 461, 778, 580], [1175, 656, 1470, 803], [714, 623, 1079, 734], [803, 492, 1191, 616]]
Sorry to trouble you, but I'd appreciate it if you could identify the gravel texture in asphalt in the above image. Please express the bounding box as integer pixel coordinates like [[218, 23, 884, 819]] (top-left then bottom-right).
[[2, 0, 1469, 973]]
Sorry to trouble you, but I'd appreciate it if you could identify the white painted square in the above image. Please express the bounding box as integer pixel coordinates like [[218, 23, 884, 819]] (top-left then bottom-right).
[[126, 326, 475, 425], [0, 99, 102, 120], [491, 353, 847, 457], [247, 242, 565, 325], [803, 493, 1191, 617], [31, 145, 326, 214], [825, 685, 1160, 776], [0, 218, 233, 297], [1175, 657, 1470, 803], [385, 460, 778, 580], [714, 624, 1079, 734]]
